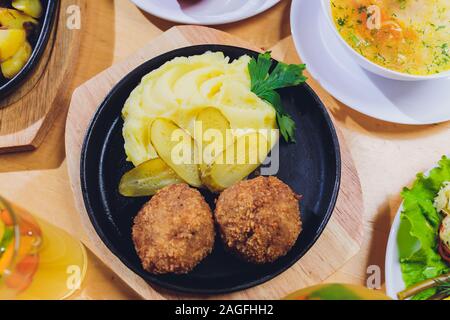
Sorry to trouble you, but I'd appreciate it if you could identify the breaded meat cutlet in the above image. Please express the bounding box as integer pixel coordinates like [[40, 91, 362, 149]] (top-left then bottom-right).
[[132, 184, 215, 274], [215, 176, 302, 264]]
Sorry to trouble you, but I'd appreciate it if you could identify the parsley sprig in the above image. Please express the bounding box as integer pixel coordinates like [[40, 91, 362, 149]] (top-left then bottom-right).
[[248, 52, 307, 143]]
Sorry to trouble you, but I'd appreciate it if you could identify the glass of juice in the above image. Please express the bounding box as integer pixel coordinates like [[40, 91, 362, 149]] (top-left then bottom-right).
[[0, 197, 87, 300]]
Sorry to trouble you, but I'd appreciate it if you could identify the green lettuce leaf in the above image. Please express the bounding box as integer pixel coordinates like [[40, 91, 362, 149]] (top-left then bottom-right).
[[398, 156, 450, 299]]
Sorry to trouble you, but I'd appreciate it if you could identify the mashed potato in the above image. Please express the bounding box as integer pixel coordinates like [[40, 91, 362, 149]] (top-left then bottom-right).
[[122, 52, 277, 166]]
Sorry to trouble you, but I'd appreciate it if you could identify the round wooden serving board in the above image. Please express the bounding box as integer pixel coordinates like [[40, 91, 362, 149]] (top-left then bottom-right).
[[0, 0, 84, 154], [66, 26, 364, 300]]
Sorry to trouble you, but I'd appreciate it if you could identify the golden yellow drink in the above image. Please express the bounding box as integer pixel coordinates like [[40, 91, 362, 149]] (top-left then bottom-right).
[[0, 197, 87, 300]]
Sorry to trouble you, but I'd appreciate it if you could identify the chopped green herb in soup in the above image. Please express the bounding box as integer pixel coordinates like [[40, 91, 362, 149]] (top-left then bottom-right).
[[331, 0, 450, 75]]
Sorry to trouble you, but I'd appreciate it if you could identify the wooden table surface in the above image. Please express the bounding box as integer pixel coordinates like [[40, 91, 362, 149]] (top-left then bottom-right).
[[1, 0, 449, 300]]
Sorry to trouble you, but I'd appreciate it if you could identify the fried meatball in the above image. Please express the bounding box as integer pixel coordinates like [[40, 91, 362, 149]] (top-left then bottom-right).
[[215, 176, 302, 264], [132, 184, 215, 274]]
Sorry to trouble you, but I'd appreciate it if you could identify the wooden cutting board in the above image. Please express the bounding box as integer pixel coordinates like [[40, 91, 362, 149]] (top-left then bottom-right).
[[65, 25, 364, 300], [0, 0, 84, 153]]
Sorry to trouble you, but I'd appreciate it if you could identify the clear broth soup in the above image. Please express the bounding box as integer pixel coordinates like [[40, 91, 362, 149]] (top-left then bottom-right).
[[331, 0, 450, 75]]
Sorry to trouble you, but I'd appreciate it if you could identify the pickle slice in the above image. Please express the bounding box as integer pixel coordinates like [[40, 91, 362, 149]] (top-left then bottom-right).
[[195, 107, 231, 175], [119, 158, 183, 197], [150, 118, 202, 188], [202, 132, 270, 193]]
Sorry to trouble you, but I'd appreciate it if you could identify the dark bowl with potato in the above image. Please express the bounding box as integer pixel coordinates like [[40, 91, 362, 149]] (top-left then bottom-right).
[[0, 0, 59, 100], [80, 45, 342, 295]]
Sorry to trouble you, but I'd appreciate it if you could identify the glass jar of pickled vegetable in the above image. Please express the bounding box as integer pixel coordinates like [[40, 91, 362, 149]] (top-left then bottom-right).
[[0, 197, 87, 300]]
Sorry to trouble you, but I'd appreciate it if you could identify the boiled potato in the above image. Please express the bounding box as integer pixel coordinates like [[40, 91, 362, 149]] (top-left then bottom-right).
[[1, 40, 31, 79], [12, 0, 42, 18], [150, 118, 202, 188], [195, 107, 232, 174], [0, 29, 26, 62], [119, 159, 183, 197], [202, 132, 270, 192], [0, 8, 38, 29]]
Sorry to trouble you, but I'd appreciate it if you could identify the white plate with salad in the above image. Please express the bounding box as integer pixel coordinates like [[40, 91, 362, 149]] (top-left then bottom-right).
[[386, 156, 450, 300], [130, 0, 280, 25]]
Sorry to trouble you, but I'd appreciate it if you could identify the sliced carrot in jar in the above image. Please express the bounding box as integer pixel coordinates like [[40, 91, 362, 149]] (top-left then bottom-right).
[[5, 255, 39, 292], [0, 209, 13, 227], [5, 272, 32, 292], [18, 212, 41, 237], [15, 255, 39, 277]]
